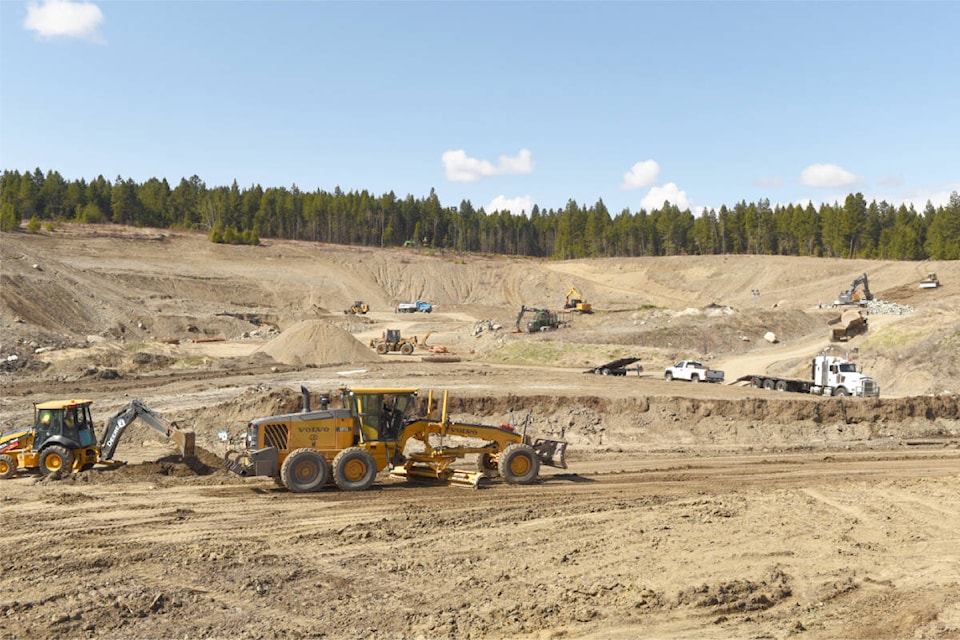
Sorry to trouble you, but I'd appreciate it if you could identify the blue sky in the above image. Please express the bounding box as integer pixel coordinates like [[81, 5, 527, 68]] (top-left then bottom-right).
[[2, 1, 958, 217]]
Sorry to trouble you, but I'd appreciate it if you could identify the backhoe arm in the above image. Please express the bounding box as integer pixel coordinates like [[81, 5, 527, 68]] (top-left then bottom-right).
[[99, 399, 196, 461]]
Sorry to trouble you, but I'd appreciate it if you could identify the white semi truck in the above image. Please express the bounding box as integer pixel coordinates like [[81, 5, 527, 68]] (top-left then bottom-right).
[[738, 355, 879, 397]]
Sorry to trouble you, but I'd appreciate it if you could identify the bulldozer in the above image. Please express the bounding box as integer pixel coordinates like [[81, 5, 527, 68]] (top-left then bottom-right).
[[344, 301, 370, 315], [370, 329, 418, 355], [564, 287, 592, 313], [223, 386, 568, 491], [0, 398, 195, 479]]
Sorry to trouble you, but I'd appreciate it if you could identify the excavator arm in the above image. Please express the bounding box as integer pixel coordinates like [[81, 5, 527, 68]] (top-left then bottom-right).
[[99, 399, 196, 461]]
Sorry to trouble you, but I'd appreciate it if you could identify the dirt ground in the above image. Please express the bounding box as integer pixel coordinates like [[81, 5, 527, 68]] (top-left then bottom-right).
[[1, 225, 959, 640]]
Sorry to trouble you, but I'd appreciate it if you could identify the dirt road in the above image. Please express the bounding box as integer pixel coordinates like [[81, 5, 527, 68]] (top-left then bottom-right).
[[1, 449, 957, 640]]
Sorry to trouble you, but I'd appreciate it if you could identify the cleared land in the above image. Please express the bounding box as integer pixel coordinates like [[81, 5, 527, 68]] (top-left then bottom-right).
[[1, 225, 958, 639]]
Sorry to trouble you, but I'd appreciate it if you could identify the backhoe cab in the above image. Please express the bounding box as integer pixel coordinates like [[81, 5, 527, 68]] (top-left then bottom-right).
[[0, 399, 195, 480], [224, 386, 568, 492]]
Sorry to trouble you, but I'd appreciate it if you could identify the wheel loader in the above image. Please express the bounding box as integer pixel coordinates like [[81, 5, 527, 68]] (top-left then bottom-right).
[[344, 301, 370, 314], [223, 386, 568, 491], [0, 398, 196, 480], [369, 329, 418, 355]]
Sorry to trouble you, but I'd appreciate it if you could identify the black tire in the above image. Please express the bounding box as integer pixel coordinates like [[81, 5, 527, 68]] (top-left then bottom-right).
[[664, 372, 673, 381], [39, 445, 75, 477], [476, 452, 498, 478], [0, 453, 16, 480], [763, 378, 776, 390], [775, 380, 788, 392], [691, 374, 700, 383], [499, 443, 540, 485], [400, 342, 415, 355], [834, 387, 849, 397], [376, 343, 388, 355], [280, 448, 329, 493], [601, 368, 611, 376], [332, 447, 378, 491]]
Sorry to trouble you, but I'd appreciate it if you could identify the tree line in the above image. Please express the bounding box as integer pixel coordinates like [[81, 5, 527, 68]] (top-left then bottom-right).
[[2, 168, 958, 260]]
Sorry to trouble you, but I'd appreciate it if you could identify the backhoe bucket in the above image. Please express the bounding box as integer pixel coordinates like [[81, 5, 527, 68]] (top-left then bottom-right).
[[170, 429, 196, 459], [532, 438, 568, 469]]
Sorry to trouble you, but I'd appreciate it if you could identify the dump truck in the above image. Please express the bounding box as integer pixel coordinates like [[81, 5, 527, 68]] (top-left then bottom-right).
[[370, 329, 418, 355], [396, 300, 433, 313], [734, 354, 879, 397], [829, 309, 868, 342], [223, 386, 568, 491], [0, 398, 195, 479]]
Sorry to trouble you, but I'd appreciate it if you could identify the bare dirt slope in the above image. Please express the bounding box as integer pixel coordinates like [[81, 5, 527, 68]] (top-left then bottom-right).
[[1, 225, 959, 640]]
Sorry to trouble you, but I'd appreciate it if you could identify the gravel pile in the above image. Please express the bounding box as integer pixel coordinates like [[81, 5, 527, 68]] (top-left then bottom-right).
[[865, 299, 915, 315]]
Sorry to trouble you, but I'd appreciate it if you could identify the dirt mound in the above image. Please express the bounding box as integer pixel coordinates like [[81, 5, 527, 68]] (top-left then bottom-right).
[[254, 319, 380, 367]]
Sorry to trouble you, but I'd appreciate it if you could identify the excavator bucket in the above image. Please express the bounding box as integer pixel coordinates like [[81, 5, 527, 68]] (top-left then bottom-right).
[[532, 438, 568, 469], [170, 429, 197, 459]]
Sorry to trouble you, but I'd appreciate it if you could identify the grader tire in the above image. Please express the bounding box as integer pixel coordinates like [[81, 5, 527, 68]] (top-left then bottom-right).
[[333, 447, 378, 492], [499, 443, 540, 485], [39, 445, 74, 477], [0, 453, 16, 480], [476, 452, 499, 478], [280, 448, 329, 493]]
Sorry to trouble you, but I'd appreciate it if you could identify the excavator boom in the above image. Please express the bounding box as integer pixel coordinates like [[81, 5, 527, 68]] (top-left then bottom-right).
[[99, 399, 196, 460]]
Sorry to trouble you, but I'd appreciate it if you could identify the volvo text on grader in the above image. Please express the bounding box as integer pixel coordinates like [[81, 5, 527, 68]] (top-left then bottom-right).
[[0, 398, 195, 480], [224, 386, 568, 491]]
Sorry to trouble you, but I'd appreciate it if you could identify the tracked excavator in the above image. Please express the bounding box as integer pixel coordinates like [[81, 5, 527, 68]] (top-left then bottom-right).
[[833, 273, 873, 306], [564, 287, 592, 313], [224, 386, 568, 491], [0, 399, 195, 479]]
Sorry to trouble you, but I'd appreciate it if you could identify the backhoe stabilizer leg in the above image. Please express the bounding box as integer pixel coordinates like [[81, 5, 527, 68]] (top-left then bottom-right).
[[532, 438, 568, 469]]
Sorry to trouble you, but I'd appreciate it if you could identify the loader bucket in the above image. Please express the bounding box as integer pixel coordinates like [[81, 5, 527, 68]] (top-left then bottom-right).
[[532, 438, 568, 470], [170, 429, 196, 459]]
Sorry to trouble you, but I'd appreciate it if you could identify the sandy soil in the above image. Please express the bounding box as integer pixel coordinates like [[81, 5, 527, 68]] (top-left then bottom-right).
[[1, 225, 958, 640]]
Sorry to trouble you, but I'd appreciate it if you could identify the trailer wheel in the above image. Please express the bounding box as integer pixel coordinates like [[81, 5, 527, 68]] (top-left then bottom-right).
[[664, 372, 673, 381], [476, 452, 498, 478], [499, 443, 540, 485], [376, 343, 389, 355], [39, 445, 74, 477], [280, 448, 329, 493], [763, 378, 776, 390], [775, 380, 788, 391], [0, 453, 16, 480], [400, 342, 415, 355], [333, 447, 378, 491], [601, 368, 611, 376]]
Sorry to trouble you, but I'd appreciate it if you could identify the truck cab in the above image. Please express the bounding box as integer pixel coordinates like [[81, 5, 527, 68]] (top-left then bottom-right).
[[811, 356, 879, 397]]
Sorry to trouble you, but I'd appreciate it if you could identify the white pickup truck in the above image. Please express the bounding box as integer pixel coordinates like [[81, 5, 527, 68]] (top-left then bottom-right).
[[664, 360, 724, 383]]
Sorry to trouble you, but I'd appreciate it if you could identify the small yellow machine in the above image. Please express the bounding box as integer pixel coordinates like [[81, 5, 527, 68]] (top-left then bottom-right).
[[0, 398, 195, 479], [564, 287, 592, 313], [344, 301, 370, 314], [224, 387, 568, 491]]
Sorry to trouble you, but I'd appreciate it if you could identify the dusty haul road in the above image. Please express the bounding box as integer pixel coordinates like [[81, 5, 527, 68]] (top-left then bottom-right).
[[1, 448, 958, 640]]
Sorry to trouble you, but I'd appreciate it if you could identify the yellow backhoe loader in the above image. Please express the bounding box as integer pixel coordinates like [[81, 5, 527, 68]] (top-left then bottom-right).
[[223, 386, 568, 491], [0, 399, 195, 479]]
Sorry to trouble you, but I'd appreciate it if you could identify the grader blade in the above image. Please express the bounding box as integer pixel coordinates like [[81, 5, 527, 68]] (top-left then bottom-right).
[[390, 465, 484, 489], [532, 438, 568, 469]]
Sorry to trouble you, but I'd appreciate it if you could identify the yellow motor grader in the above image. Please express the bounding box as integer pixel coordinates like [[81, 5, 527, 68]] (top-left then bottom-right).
[[0, 398, 195, 479], [223, 386, 568, 491]]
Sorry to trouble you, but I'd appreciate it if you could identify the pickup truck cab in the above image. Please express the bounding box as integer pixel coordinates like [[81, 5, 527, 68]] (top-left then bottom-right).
[[664, 360, 724, 383]]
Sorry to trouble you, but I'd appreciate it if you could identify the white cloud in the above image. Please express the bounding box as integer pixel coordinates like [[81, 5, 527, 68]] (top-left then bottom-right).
[[24, 0, 104, 42], [487, 195, 534, 217], [442, 148, 533, 183], [640, 183, 691, 211], [620, 160, 661, 190], [799, 164, 859, 189]]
